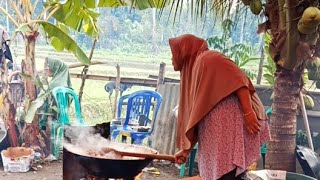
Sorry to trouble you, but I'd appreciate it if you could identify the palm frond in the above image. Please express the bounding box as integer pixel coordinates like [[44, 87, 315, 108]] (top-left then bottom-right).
[[241, 68, 257, 80], [8, 0, 25, 23], [210, 0, 238, 20], [141, 0, 239, 22], [0, 6, 19, 27]]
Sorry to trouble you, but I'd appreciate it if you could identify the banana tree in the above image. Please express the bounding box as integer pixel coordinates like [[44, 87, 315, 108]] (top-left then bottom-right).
[[0, 0, 99, 149], [152, 0, 319, 172], [207, 19, 259, 80]]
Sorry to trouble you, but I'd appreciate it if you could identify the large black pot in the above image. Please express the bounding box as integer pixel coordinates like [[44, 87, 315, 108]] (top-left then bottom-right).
[[63, 122, 153, 179], [64, 147, 153, 179]]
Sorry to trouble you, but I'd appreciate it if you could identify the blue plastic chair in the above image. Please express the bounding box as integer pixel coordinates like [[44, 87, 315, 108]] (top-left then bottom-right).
[[111, 90, 162, 145], [50, 86, 85, 158]]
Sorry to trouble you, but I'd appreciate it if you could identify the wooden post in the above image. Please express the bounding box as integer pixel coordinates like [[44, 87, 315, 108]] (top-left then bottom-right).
[[156, 62, 166, 90], [113, 65, 120, 119], [256, 36, 265, 85]]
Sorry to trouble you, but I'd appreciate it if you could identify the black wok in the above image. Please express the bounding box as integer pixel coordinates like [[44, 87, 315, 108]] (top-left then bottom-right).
[[64, 147, 153, 179], [63, 123, 155, 179]]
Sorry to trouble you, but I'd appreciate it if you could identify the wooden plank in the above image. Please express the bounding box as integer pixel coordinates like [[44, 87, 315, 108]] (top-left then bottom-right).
[[68, 60, 106, 69], [38, 61, 106, 74], [69, 73, 157, 87], [148, 75, 180, 83]]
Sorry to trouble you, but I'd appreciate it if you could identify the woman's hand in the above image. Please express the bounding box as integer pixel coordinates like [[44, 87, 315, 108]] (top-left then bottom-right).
[[244, 110, 261, 134], [236, 87, 261, 134], [174, 149, 189, 164]]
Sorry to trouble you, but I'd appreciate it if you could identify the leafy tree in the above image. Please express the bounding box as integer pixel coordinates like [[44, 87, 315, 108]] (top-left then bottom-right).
[[207, 19, 259, 80], [0, 0, 99, 150]]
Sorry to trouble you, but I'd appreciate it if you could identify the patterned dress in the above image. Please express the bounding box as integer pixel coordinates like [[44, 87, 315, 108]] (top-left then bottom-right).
[[197, 94, 270, 180]]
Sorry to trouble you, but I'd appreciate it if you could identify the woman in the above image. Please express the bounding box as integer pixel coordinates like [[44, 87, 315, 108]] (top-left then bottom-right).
[[170, 34, 270, 180], [44, 57, 72, 90], [39, 57, 72, 130]]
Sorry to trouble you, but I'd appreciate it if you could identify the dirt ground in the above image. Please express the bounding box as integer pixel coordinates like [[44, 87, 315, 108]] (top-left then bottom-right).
[[140, 161, 199, 180], [0, 161, 62, 180], [0, 160, 197, 180]]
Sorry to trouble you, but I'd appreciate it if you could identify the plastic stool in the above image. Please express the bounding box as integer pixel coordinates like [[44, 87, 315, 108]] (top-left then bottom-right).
[[179, 143, 198, 177], [260, 144, 267, 169]]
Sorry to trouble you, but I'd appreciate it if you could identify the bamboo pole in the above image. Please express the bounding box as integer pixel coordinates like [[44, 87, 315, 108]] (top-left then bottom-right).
[[299, 92, 314, 151]]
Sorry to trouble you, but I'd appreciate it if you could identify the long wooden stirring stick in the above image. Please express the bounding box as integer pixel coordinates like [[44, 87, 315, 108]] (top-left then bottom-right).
[[101, 147, 175, 162]]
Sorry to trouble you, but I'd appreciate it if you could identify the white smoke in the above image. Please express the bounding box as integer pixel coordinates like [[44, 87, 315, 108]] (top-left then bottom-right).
[[63, 125, 154, 160]]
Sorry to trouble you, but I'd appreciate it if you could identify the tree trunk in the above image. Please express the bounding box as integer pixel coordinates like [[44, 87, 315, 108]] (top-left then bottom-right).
[[263, 0, 306, 171], [22, 32, 44, 150], [78, 39, 97, 104], [24, 33, 37, 101], [7, 104, 17, 146], [265, 65, 303, 171]]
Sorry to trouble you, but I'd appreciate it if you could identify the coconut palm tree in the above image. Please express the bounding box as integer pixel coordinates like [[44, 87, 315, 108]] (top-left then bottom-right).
[[115, 0, 318, 172]]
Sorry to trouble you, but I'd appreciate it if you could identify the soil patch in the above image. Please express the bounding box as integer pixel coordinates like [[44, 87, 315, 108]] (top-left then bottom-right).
[[0, 160, 199, 180]]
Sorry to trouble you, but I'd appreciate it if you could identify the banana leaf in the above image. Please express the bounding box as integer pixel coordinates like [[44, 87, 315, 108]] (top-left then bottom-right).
[[16, 21, 90, 65], [47, 0, 100, 38]]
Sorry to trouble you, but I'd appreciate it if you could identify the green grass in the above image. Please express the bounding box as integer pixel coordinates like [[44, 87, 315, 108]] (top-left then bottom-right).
[[68, 78, 155, 125], [13, 44, 172, 64]]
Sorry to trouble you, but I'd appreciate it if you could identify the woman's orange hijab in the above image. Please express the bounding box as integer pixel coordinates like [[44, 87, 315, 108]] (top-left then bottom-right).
[[169, 34, 267, 150]]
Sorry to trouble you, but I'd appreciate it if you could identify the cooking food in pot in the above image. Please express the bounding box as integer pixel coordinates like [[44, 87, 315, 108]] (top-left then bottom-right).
[[64, 141, 156, 160]]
